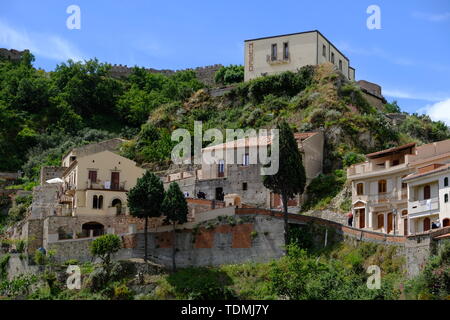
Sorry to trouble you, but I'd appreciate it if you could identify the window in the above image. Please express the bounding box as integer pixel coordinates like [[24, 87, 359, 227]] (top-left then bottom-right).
[[218, 160, 225, 177], [243, 153, 250, 166], [283, 42, 289, 60], [271, 44, 277, 61], [356, 183, 364, 196], [339, 60, 342, 71], [402, 210, 408, 216], [98, 195, 103, 209], [445, 177, 449, 187], [331, 52, 335, 64], [445, 194, 449, 203], [378, 180, 387, 193], [93, 195, 98, 209], [424, 185, 431, 200], [88, 170, 97, 183], [243, 182, 248, 191], [322, 44, 326, 57]]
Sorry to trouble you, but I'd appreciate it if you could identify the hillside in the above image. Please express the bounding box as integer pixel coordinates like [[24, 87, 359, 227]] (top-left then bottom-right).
[[0, 52, 449, 193]]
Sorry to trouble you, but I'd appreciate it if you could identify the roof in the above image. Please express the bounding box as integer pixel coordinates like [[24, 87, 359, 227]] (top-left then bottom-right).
[[62, 138, 127, 160], [202, 132, 319, 152], [366, 143, 416, 159], [244, 30, 350, 61], [403, 163, 450, 181]]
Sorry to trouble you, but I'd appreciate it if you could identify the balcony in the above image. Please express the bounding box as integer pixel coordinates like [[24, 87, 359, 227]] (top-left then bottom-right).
[[266, 54, 290, 65], [409, 197, 439, 216], [86, 180, 126, 191], [348, 161, 408, 178]]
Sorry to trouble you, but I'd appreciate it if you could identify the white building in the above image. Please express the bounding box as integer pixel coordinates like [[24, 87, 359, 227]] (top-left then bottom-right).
[[403, 163, 450, 234]]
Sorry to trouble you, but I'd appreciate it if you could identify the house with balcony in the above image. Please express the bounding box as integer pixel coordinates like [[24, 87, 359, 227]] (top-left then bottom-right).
[[403, 164, 450, 234], [348, 139, 450, 235], [60, 148, 146, 219]]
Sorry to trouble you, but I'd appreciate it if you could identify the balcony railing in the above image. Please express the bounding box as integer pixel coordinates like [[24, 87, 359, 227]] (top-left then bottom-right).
[[409, 197, 439, 215], [86, 180, 126, 191]]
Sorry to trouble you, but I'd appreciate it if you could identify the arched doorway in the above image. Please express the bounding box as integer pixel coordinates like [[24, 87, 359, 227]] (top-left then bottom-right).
[[112, 198, 123, 215], [82, 222, 105, 237], [423, 218, 431, 232], [358, 209, 365, 229], [443, 218, 450, 227]]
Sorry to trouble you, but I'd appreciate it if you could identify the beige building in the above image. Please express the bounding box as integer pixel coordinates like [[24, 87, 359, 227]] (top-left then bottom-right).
[[60, 145, 145, 217], [244, 30, 355, 82], [348, 139, 450, 235]]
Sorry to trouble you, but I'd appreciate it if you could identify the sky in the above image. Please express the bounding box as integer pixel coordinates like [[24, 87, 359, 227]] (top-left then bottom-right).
[[0, 0, 449, 123]]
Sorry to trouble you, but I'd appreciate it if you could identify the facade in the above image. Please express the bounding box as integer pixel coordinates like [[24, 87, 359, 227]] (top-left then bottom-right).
[[348, 139, 450, 235], [244, 30, 355, 82], [403, 164, 450, 234], [164, 131, 324, 209], [59, 150, 146, 218]]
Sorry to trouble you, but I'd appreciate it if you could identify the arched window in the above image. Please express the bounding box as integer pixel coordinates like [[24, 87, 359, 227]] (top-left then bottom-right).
[[424, 185, 431, 200], [98, 195, 103, 209], [443, 218, 450, 227], [92, 195, 98, 209], [445, 177, 449, 187], [356, 183, 364, 195], [378, 180, 387, 193]]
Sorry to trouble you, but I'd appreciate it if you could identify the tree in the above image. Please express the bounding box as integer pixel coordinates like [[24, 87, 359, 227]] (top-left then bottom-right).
[[214, 65, 244, 85], [90, 234, 122, 272], [263, 121, 306, 245], [127, 171, 165, 261], [384, 100, 401, 113], [162, 182, 189, 271]]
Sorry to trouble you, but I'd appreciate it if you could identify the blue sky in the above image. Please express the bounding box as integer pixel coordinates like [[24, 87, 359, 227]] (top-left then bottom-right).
[[1, 0, 449, 122]]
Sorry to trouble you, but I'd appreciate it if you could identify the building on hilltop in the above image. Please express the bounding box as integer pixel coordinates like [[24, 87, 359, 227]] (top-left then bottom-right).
[[244, 30, 355, 82], [347, 139, 450, 236]]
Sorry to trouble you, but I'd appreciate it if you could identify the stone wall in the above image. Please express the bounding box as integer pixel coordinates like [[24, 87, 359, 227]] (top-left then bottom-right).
[[0, 48, 27, 62], [109, 64, 222, 86]]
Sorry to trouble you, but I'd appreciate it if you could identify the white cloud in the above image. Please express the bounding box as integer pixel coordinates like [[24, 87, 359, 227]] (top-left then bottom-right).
[[0, 20, 84, 62], [420, 99, 450, 125], [412, 11, 450, 22], [383, 89, 450, 102]]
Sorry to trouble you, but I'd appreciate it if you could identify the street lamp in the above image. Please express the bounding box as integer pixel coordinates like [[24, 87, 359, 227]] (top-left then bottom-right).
[[392, 208, 398, 236]]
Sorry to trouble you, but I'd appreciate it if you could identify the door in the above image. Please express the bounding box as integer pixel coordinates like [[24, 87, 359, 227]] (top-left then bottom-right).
[[424, 217, 431, 231], [387, 212, 393, 233], [111, 172, 120, 190], [359, 209, 365, 229], [215, 187, 224, 201], [404, 219, 408, 235], [424, 185, 431, 200]]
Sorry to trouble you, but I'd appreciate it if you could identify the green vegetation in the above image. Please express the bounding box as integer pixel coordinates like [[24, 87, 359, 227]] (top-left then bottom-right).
[[214, 65, 244, 85], [263, 121, 306, 244], [90, 234, 122, 271], [162, 182, 189, 271], [127, 171, 165, 261]]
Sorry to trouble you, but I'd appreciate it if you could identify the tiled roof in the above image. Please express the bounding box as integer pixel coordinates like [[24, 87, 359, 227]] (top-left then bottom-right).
[[366, 142, 416, 159]]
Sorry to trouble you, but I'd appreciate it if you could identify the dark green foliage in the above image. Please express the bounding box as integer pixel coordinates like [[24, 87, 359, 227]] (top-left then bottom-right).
[[399, 114, 450, 144], [127, 171, 165, 220], [162, 182, 189, 271], [214, 65, 244, 85], [90, 234, 122, 268], [263, 121, 306, 244], [166, 267, 236, 300], [342, 152, 366, 167], [127, 171, 165, 261], [303, 170, 346, 211], [384, 101, 401, 113]]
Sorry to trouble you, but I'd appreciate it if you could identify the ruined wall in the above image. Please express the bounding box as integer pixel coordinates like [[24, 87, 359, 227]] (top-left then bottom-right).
[[109, 64, 222, 86], [133, 214, 285, 267], [30, 184, 60, 219]]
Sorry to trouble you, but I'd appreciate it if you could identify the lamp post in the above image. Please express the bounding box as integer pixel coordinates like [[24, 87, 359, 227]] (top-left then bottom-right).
[[393, 208, 398, 236]]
